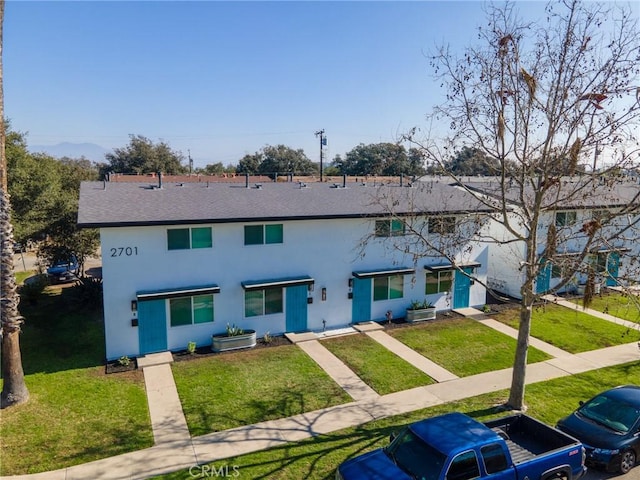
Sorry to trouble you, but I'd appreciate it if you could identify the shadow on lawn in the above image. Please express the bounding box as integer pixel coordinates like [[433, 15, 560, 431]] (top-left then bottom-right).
[[17, 283, 105, 375]]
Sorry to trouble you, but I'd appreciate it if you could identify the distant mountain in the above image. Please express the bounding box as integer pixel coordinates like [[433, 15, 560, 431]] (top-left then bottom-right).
[[29, 142, 109, 162]]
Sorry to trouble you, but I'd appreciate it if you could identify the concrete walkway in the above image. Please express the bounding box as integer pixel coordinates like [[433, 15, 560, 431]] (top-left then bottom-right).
[[3, 306, 639, 480]]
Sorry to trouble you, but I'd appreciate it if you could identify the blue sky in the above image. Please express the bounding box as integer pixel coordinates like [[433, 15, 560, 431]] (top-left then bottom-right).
[[5, 1, 553, 167]]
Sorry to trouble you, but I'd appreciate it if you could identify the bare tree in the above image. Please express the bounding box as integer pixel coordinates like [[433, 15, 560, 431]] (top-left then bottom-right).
[[1, 0, 29, 408], [373, 1, 640, 410]]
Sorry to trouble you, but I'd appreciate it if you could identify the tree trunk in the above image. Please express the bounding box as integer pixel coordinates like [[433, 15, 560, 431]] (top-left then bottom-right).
[[0, 190, 29, 408], [507, 302, 532, 410]]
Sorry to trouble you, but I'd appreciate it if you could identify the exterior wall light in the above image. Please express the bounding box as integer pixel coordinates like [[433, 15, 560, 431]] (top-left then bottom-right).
[[131, 300, 138, 312]]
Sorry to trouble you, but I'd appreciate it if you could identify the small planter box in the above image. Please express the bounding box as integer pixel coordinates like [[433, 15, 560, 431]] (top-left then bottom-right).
[[406, 307, 437, 322], [211, 330, 257, 352]]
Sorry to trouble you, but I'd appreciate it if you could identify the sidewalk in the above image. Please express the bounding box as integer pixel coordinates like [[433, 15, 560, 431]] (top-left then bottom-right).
[[3, 303, 639, 480]]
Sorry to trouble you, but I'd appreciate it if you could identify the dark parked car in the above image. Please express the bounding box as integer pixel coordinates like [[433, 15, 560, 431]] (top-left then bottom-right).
[[557, 385, 640, 474], [46, 255, 79, 282]]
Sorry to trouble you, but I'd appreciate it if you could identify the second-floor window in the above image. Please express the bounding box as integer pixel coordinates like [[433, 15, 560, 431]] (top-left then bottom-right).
[[167, 227, 212, 250], [375, 219, 405, 237], [555, 211, 577, 227], [428, 216, 456, 234], [244, 224, 283, 245]]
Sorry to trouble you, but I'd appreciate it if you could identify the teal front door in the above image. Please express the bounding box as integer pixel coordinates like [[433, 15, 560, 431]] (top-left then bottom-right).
[[138, 299, 168, 355], [352, 277, 372, 323], [453, 268, 472, 309], [286, 285, 308, 332], [536, 261, 551, 294], [606, 252, 620, 287]]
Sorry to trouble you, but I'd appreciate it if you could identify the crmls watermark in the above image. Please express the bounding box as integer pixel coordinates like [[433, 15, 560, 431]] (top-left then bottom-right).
[[189, 464, 241, 478]]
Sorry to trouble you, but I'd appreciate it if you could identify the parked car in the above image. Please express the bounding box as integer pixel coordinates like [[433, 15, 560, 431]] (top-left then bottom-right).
[[336, 412, 586, 480], [557, 385, 640, 474], [46, 255, 79, 282]]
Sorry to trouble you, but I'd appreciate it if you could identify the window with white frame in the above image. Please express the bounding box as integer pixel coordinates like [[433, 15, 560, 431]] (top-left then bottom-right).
[[375, 219, 405, 237], [169, 294, 214, 327], [373, 275, 404, 301], [428, 216, 456, 234], [425, 270, 453, 294], [555, 211, 577, 227], [244, 287, 283, 317]]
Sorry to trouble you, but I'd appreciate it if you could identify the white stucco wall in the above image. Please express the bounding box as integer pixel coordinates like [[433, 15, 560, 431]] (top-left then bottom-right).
[[100, 217, 488, 359]]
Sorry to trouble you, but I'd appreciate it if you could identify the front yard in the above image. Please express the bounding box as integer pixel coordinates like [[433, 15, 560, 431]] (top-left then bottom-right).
[[492, 303, 639, 353], [321, 333, 435, 394], [172, 345, 352, 437], [153, 361, 640, 480], [572, 291, 640, 324], [387, 317, 551, 376], [0, 283, 153, 476]]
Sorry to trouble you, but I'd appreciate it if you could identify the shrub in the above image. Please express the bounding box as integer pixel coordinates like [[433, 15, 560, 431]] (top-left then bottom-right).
[[187, 341, 197, 354], [73, 276, 103, 307], [19, 275, 48, 305], [117, 355, 131, 367]]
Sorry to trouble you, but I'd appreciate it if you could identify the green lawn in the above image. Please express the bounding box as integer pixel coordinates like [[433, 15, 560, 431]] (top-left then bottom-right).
[[14, 269, 36, 285], [172, 345, 352, 436], [321, 333, 434, 395], [153, 361, 640, 480], [573, 292, 640, 324], [0, 283, 154, 476], [493, 303, 639, 353], [388, 318, 551, 376]]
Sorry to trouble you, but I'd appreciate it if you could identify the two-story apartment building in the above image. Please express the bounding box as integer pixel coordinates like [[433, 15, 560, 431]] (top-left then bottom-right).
[[459, 176, 640, 299], [78, 177, 492, 360]]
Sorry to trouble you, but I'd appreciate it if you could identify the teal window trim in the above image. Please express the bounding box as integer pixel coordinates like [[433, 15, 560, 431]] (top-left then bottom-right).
[[244, 287, 283, 317], [244, 224, 283, 245], [167, 226, 212, 250], [169, 294, 214, 327]]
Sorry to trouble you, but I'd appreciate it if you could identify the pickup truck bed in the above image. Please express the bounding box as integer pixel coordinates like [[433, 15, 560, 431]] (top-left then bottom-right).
[[487, 414, 582, 464]]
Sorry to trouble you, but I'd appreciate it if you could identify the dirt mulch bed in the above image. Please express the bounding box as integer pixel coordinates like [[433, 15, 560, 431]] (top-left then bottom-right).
[[172, 335, 292, 362]]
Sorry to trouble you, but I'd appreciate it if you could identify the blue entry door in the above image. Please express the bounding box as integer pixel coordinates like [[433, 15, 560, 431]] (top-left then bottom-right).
[[606, 252, 620, 287], [286, 285, 308, 332], [352, 277, 372, 323], [453, 268, 472, 309], [536, 261, 551, 294], [138, 299, 168, 355]]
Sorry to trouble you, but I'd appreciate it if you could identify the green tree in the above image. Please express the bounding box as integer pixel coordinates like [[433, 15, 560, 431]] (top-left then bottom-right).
[[441, 147, 502, 176], [236, 145, 317, 179], [1, 0, 29, 408], [338, 143, 425, 176], [102, 134, 186, 176]]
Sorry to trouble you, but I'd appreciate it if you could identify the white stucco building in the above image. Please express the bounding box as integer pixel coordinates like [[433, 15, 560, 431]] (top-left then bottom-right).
[[78, 177, 492, 360]]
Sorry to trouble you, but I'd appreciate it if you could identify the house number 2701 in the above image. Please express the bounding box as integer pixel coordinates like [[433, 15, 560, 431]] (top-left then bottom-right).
[[110, 247, 139, 257]]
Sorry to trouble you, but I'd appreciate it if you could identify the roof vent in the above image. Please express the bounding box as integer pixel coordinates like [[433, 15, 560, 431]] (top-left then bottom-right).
[[299, 182, 307, 188], [254, 183, 263, 189]]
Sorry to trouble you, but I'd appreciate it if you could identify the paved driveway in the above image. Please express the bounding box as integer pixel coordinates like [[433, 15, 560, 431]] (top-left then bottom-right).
[[584, 468, 637, 479]]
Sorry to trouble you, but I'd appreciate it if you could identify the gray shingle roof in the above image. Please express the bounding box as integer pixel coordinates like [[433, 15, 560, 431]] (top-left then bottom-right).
[[77, 179, 492, 228]]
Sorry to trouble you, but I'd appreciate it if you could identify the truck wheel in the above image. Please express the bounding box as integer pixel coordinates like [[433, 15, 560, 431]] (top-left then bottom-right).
[[619, 450, 636, 474]]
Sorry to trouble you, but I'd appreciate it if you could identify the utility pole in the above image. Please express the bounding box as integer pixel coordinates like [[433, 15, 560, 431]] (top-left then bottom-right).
[[315, 129, 326, 182], [188, 149, 193, 175]]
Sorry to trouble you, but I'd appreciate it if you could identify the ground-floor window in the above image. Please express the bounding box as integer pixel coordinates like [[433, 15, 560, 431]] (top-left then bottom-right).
[[245, 287, 283, 317], [373, 275, 404, 301], [170, 294, 214, 327], [425, 270, 453, 294]]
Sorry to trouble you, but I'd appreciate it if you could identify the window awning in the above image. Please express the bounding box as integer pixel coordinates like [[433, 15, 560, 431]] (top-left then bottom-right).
[[424, 262, 481, 272], [352, 267, 415, 279], [241, 275, 314, 291], [556, 247, 630, 257], [137, 284, 220, 301]]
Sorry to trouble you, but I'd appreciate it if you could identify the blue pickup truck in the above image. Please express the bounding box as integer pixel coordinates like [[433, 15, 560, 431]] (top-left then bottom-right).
[[336, 412, 586, 480]]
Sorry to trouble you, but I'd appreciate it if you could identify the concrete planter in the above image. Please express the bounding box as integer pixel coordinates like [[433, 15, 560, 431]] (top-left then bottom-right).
[[406, 307, 436, 322], [211, 330, 257, 352]]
